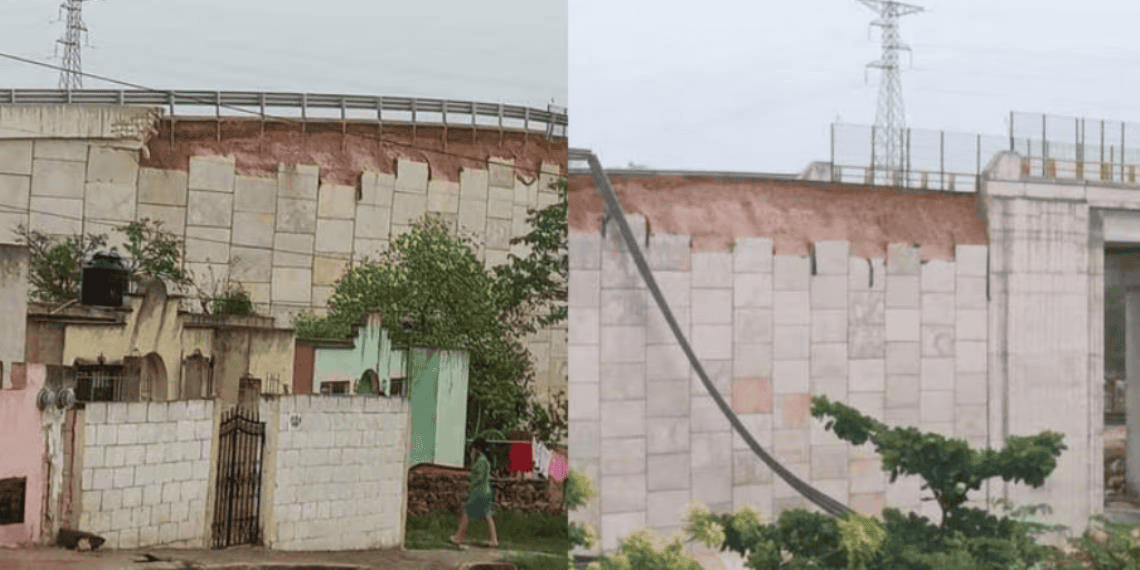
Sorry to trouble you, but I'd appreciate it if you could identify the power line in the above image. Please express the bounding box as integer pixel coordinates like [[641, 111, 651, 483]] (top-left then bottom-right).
[[0, 203, 513, 261], [0, 50, 567, 179], [55, 0, 89, 89]]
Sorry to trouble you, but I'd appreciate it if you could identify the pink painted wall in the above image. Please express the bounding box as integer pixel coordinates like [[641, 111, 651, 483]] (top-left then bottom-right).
[[0, 363, 47, 547]]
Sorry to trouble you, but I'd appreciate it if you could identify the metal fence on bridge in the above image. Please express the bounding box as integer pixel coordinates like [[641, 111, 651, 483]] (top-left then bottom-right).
[[829, 123, 1009, 192], [1010, 111, 1140, 186], [0, 89, 568, 138]]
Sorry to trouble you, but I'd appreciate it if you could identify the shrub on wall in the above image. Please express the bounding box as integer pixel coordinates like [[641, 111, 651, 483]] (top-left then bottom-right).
[[209, 285, 255, 317], [16, 218, 195, 303]]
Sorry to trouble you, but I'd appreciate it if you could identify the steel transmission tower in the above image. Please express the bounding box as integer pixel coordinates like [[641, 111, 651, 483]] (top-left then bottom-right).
[[858, 0, 923, 176], [57, 0, 89, 89]]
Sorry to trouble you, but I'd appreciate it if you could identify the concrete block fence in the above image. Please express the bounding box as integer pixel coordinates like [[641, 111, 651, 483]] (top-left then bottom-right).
[[568, 217, 991, 555], [259, 395, 412, 551], [77, 400, 215, 549], [72, 395, 411, 551]]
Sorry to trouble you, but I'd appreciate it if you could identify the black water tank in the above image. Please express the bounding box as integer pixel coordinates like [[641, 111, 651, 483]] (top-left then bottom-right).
[[81, 251, 128, 307]]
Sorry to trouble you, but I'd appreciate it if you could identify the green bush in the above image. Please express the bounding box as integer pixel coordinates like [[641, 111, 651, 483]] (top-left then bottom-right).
[[1048, 516, 1140, 569], [209, 286, 254, 316], [586, 529, 703, 570]]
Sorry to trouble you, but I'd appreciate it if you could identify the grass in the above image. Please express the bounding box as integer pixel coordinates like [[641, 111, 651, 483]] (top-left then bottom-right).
[[405, 509, 569, 556]]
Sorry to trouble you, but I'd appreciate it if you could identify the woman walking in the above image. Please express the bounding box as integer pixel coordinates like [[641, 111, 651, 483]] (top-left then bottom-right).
[[451, 437, 498, 549]]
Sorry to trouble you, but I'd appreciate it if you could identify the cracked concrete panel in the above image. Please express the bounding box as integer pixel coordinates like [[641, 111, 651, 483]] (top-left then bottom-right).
[[184, 226, 230, 264], [277, 164, 319, 201], [188, 155, 235, 193], [315, 219, 354, 254], [317, 184, 357, 220], [485, 217, 512, 251], [395, 159, 429, 194], [31, 159, 85, 198], [488, 158, 515, 189], [353, 204, 391, 240], [187, 190, 234, 228], [457, 199, 487, 236], [232, 211, 275, 249], [87, 146, 139, 186], [271, 267, 312, 304], [275, 198, 317, 234], [426, 180, 460, 214], [0, 174, 30, 209], [228, 246, 272, 283], [391, 192, 427, 228], [136, 204, 185, 237], [138, 168, 188, 207], [233, 175, 276, 214], [84, 183, 136, 222], [0, 141, 33, 175], [28, 196, 81, 234], [272, 233, 315, 268], [312, 255, 350, 287], [33, 140, 88, 161], [458, 168, 489, 201]]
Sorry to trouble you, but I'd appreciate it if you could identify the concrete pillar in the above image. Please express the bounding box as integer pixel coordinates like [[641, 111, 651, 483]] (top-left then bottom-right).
[[1126, 288, 1140, 494]]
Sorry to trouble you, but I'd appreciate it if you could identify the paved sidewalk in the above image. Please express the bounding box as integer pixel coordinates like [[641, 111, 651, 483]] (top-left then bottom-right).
[[0, 545, 518, 570]]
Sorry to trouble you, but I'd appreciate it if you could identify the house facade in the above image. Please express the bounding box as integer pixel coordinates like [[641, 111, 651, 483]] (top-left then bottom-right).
[[25, 278, 295, 408]]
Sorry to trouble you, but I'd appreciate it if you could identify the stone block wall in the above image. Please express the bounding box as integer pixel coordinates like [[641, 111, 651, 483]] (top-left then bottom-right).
[[77, 400, 214, 549], [0, 138, 566, 404], [406, 472, 565, 517], [260, 395, 411, 550], [569, 218, 991, 555]]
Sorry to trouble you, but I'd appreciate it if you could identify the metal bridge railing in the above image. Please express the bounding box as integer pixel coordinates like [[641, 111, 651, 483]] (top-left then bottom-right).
[[0, 89, 568, 137], [1011, 112, 1140, 186], [829, 122, 1009, 192]]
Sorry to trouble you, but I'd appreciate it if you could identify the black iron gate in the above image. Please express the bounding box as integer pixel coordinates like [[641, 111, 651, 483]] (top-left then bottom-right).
[[211, 407, 265, 548]]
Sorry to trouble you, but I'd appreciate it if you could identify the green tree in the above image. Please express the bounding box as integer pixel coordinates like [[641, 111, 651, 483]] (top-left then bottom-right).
[[296, 214, 531, 439], [810, 395, 1065, 529], [114, 218, 192, 289], [677, 398, 1069, 570], [15, 218, 190, 303], [297, 176, 569, 444], [492, 178, 568, 334], [15, 225, 107, 302]]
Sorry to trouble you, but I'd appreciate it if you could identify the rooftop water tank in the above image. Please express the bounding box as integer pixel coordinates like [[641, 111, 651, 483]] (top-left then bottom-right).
[[81, 251, 128, 307]]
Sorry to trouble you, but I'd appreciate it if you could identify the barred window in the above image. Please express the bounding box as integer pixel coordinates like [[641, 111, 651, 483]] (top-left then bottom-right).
[[319, 381, 349, 395], [75, 363, 139, 402]]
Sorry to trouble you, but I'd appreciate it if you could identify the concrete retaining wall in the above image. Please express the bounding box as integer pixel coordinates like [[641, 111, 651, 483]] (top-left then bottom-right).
[[569, 218, 991, 554], [0, 130, 565, 404], [77, 400, 214, 549], [260, 395, 411, 550]]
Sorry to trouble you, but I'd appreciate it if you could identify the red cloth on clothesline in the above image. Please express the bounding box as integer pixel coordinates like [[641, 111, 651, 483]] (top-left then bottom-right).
[[508, 436, 534, 474]]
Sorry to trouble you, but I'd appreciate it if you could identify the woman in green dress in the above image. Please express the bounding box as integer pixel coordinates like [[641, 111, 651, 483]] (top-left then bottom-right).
[[451, 437, 498, 549]]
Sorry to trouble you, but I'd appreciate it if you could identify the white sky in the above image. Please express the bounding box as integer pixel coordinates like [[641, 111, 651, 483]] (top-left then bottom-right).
[[570, 0, 1140, 173], [0, 0, 567, 110]]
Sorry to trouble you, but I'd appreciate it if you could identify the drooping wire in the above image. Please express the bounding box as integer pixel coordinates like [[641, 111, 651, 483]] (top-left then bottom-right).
[[570, 147, 852, 518]]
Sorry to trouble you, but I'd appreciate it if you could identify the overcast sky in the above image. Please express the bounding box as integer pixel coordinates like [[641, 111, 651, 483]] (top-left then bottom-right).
[[0, 0, 567, 110], [570, 0, 1140, 173]]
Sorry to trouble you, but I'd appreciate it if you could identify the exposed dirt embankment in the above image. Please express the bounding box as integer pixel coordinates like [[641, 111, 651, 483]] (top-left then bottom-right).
[[141, 119, 567, 186], [569, 174, 989, 260]]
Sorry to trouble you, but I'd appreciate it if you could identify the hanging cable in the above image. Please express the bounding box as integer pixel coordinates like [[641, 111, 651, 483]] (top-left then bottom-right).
[[570, 148, 852, 518]]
